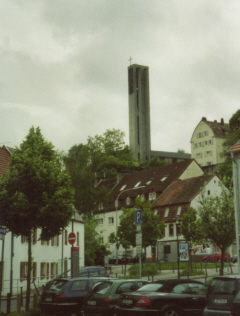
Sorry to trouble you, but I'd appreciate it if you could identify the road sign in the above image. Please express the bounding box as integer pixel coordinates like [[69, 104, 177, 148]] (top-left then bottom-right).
[[0, 227, 6, 241], [136, 233, 142, 245], [135, 209, 142, 225], [136, 245, 142, 254], [68, 232, 76, 245]]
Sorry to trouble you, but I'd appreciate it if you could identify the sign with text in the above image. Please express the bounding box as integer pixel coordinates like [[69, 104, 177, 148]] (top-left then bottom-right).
[[136, 233, 142, 245], [135, 209, 142, 225]]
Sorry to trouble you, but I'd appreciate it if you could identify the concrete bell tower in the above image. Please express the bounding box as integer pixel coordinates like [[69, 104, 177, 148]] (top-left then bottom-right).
[[128, 64, 151, 161]]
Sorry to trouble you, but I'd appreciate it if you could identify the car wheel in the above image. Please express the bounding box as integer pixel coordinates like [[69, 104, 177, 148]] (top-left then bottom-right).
[[163, 307, 180, 316]]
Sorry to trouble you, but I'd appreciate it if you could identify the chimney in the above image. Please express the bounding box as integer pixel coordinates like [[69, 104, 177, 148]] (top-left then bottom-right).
[[221, 118, 224, 125], [202, 117, 207, 121]]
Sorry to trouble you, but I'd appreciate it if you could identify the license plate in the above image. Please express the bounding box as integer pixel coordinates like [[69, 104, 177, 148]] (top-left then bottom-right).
[[122, 299, 132, 305], [214, 299, 227, 304], [45, 298, 52, 302], [88, 300, 96, 305]]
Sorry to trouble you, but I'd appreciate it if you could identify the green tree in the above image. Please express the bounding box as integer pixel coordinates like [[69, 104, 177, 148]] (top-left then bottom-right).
[[118, 198, 165, 257], [0, 127, 74, 310], [217, 110, 240, 187], [84, 218, 110, 265], [64, 129, 140, 216], [182, 188, 235, 275], [181, 207, 205, 270]]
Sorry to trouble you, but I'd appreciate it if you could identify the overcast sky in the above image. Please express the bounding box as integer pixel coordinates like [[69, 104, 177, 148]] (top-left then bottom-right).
[[1, 0, 240, 154]]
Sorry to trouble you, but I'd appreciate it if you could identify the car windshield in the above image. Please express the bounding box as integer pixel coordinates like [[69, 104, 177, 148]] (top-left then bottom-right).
[[209, 279, 236, 295], [138, 284, 164, 292]]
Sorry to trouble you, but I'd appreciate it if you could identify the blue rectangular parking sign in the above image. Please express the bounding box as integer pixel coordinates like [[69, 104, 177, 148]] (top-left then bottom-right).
[[135, 209, 142, 225]]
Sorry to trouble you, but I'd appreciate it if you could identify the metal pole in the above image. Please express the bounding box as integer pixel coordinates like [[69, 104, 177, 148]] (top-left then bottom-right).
[[175, 216, 180, 279]]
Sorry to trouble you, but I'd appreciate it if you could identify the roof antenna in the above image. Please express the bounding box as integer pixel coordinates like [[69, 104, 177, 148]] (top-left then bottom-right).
[[129, 57, 132, 66]]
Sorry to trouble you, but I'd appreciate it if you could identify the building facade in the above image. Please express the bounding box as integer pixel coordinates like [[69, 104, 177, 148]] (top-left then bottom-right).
[[190, 117, 230, 168]]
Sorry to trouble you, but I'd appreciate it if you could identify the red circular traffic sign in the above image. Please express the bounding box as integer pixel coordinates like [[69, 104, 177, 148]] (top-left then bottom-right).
[[68, 232, 76, 245]]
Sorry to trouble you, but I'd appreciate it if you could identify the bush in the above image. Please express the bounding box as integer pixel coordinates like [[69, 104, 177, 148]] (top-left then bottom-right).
[[128, 263, 158, 277]]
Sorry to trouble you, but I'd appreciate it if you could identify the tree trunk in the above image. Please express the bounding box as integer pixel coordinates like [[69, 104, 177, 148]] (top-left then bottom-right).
[[26, 231, 32, 311], [220, 249, 225, 276]]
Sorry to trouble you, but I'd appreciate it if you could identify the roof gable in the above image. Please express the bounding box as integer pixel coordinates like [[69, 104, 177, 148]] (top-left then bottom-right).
[[152, 174, 215, 206]]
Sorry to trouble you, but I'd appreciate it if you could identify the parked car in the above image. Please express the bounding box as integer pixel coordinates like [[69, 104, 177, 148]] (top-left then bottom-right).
[[79, 266, 109, 277], [203, 274, 240, 316], [202, 252, 231, 263], [82, 279, 149, 316], [108, 255, 128, 264], [231, 290, 240, 316], [39, 277, 114, 316], [116, 279, 208, 316]]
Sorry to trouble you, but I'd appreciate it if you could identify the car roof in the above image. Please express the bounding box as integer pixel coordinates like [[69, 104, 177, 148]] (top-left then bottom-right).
[[212, 275, 240, 280], [153, 279, 203, 285]]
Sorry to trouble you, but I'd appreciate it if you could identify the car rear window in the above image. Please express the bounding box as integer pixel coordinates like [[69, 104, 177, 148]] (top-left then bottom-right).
[[48, 280, 68, 291], [91, 282, 113, 295], [138, 284, 164, 292], [70, 280, 88, 291], [209, 279, 236, 295]]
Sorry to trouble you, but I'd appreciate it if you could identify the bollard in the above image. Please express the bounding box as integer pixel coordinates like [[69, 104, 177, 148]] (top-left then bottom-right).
[[6, 293, 11, 315], [17, 294, 21, 312]]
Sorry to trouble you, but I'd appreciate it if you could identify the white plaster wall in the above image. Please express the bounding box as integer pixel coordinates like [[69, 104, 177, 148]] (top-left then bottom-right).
[[0, 219, 84, 296]]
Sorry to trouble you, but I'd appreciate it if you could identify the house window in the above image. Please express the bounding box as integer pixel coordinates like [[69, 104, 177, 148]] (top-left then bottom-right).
[[120, 184, 127, 191], [164, 208, 169, 217], [97, 218, 103, 225], [169, 224, 174, 237], [64, 230, 68, 245], [154, 209, 158, 215], [205, 151, 212, 157], [126, 197, 130, 205], [51, 262, 57, 279], [98, 203, 103, 210], [134, 181, 141, 188], [108, 217, 114, 224], [20, 262, 28, 281], [99, 237, 104, 244], [41, 262, 49, 280], [208, 190, 210, 195], [51, 235, 59, 246], [141, 194, 144, 201], [21, 262, 37, 281], [21, 235, 28, 244], [161, 227, 165, 237], [177, 207, 182, 215], [176, 223, 181, 236]]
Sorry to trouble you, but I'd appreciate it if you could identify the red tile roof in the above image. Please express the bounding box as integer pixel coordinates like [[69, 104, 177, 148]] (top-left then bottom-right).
[[227, 141, 240, 153], [205, 119, 230, 138], [94, 159, 202, 212], [152, 174, 214, 206]]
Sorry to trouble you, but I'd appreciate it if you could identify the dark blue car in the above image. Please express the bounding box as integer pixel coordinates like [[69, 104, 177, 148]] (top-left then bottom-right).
[[39, 277, 115, 316]]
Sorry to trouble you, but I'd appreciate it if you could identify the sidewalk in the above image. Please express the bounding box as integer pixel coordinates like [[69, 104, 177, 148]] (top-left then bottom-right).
[[108, 263, 239, 283]]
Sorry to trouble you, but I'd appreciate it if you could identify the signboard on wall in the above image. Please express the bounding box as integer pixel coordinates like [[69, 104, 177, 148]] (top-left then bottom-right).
[[179, 242, 189, 261]]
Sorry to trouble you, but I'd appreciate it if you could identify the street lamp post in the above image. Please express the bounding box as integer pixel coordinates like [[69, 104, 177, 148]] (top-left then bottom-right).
[[175, 215, 180, 279], [115, 186, 145, 263]]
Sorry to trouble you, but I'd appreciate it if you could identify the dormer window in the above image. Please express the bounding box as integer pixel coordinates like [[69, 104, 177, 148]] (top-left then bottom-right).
[[161, 175, 168, 182], [120, 184, 127, 191], [164, 208, 169, 217], [141, 194, 145, 201], [134, 181, 141, 188], [149, 192, 156, 201], [177, 206, 182, 215]]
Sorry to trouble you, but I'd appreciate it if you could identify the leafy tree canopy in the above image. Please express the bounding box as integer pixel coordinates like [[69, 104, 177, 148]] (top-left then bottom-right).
[[117, 198, 165, 251], [181, 188, 235, 275], [217, 109, 240, 187], [84, 218, 110, 265], [0, 127, 74, 240]]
